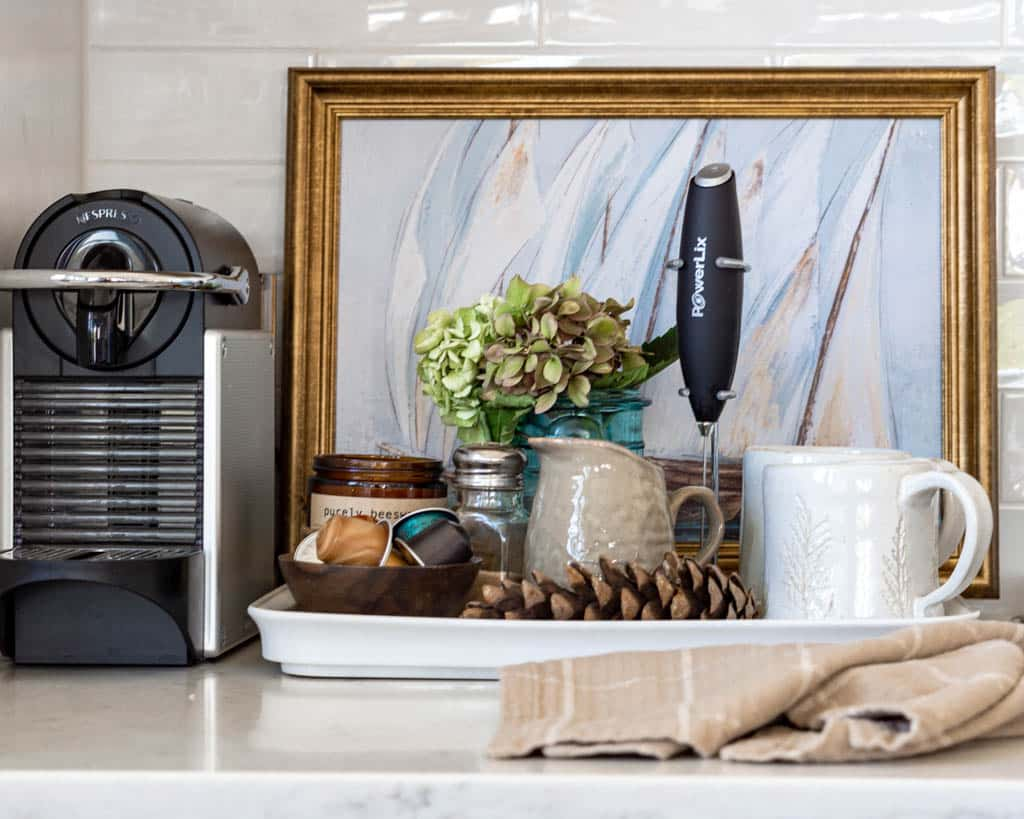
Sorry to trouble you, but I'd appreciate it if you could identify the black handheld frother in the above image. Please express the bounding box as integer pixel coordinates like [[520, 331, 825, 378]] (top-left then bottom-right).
[[670, 162, 748, 553]]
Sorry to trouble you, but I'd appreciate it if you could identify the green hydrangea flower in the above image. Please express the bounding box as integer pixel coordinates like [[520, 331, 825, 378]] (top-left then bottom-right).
[[413, 296, 497, 441]]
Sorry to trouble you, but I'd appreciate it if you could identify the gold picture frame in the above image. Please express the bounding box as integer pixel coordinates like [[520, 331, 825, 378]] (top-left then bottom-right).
[[283, 68, 997, 596]]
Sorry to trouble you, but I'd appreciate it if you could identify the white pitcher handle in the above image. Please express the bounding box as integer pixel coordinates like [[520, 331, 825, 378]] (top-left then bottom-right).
[[899, 469, 992, 618], [668, 486, 724, 566], [930, 459, 967, 563]]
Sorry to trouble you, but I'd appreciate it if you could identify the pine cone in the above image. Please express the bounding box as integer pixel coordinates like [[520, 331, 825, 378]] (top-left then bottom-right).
[[460, 552, 758, 621]]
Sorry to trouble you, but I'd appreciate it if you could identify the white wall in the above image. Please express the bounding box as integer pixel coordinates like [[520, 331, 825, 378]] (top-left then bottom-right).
[[9, 0, 1024, 615], [0, 1, 81, 268]]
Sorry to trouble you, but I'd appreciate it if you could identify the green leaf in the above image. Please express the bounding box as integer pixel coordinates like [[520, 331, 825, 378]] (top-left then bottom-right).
[[590, 326, 680, 390], [481, 404, 532, 445], [441, 366, 477, 392], [640, 325, 680, 379], [567, 375, 591, 407], [528, 282, 553, 303], [525, 353, 538, 373], [534, 390, 558, 415], [621, 351, 647, 371], [559, 276, 582, 299], [542, 355, 563, 384], [426, 308, 452, 327], [540, 312, 558, 340], [505, 275, 532, 309], [485, 391, 536, 409], [493, 312, 516, 338], [458, 418, 492, 444], [463, 338, 483, 362], [413, 326, 443, 354], [497, 355, 525, 380], [592, 363, 648, 390], [586, 316, 618, 343]]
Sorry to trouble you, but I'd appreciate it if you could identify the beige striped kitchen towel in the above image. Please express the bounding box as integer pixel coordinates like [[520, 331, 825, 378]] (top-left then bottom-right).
[[488, 620, 1024, 762]]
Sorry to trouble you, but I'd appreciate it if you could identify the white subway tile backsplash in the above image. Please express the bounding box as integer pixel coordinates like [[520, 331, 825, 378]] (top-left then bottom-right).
[[543, 1, 1002, 48], [1002, 391, 1024, 502], [1006, 164, 1024, 276], [973, 506, 1024, 620], [0, 1, 81, 267], [781, 50, 998, 65], [0, 0, 80, 54], [316, 49, 773, 67], [998, 60, 1024, 148], [1009, 0, 1024, 44], [87, 0, 539, 48], [87, 50, 313, 162], [84, 162, 286, 273], [35, 0, 1024, 611], [999, 281, 1024, 374]]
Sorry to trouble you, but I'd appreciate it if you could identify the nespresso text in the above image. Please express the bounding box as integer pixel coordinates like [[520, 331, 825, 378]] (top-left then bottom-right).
[[691, 235, 707, 317], [75, 208, 141, 226]]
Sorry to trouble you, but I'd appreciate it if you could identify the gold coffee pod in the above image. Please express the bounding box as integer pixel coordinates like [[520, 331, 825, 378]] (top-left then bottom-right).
[[316, 514, 396, 566]]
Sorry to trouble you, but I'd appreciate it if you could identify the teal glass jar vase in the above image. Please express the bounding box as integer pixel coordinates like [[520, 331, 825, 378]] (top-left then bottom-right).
[[513, 388, 652, 507]]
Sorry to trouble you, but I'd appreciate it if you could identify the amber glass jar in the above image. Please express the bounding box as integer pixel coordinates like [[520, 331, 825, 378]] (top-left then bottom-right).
[[308, 454, 448, 527]]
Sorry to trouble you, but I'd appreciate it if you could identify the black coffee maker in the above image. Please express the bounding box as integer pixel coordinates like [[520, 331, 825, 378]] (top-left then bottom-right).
[[0, 189, 275, 665]]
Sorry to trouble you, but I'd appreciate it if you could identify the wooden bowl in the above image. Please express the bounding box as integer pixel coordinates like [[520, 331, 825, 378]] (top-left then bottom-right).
[[279, 554, 482, 617]]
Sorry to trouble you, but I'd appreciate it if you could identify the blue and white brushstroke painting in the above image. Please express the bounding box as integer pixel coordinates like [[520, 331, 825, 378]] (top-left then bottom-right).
[[336, 118, 942, 464]]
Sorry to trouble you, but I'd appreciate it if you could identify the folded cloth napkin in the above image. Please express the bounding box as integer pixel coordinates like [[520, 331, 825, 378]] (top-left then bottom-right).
[[488, 620, 1024, 762]]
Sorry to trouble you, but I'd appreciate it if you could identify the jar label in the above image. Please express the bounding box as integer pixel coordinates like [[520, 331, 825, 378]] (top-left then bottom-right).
[[309, 493, 444, 527]]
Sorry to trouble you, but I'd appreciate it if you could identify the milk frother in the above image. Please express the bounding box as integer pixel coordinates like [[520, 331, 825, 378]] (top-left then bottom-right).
[[669, 163, 748, 554]]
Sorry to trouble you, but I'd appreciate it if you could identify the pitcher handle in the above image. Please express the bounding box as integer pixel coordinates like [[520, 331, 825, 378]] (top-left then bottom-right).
[[899, 469, 992, 618], [930, 459, 966, 564], [668, 486, 724, 566]]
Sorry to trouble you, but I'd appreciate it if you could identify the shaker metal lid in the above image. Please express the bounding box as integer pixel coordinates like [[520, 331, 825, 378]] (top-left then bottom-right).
[[452, 444, 525, 488]]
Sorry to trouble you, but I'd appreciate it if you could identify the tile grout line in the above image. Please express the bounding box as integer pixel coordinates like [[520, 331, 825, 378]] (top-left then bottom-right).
[[84, 43, 1023, 56], [79, 0, 90, 189]]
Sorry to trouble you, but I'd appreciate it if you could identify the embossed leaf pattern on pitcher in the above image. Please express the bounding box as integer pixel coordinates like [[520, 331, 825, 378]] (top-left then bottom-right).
[[882, 516, 912, 618], [782, 496, 835, 619]]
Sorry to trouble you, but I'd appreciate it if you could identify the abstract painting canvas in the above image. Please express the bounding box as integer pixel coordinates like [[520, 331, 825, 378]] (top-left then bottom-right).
[[335, 117, 942, 467]]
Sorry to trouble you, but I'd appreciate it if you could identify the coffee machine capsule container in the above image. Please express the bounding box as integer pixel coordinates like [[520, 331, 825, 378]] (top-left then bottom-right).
[[0, 189, 275, 665]]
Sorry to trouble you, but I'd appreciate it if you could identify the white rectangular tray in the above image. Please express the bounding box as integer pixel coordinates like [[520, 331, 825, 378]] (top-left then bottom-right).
[[249, 586, 979, 680]]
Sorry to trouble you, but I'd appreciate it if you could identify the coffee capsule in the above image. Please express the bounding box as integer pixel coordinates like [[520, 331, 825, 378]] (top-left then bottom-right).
[[391, 538, 426, 567], [392, 507, 459, 543], [403, 518, 473, 566]]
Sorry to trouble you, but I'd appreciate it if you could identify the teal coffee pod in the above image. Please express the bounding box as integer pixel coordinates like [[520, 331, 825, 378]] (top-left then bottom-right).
[[392, 507, 459, 543]]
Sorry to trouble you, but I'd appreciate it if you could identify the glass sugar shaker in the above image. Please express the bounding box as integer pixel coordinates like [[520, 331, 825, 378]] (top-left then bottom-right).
[[452, 445, 529, 578]]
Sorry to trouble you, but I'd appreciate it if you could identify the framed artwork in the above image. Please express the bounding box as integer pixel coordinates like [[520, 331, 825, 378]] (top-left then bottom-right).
[[284, 68, 996, 594]]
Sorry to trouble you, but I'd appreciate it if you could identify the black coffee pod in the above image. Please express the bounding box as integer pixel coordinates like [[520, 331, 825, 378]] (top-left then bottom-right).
[[404, 518, 473, 566], [391, 538, 426, 567]]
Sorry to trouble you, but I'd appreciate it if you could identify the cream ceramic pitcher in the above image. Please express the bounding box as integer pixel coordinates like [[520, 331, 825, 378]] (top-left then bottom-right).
[[524, 438, 724, 582]]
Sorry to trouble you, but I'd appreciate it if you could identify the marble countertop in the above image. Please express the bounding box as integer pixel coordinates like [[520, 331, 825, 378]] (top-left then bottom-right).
[[4, 643, 1024, 819]]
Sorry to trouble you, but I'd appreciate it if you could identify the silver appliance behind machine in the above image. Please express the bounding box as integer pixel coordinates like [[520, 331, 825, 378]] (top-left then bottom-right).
[[0, 189, 274, 665]]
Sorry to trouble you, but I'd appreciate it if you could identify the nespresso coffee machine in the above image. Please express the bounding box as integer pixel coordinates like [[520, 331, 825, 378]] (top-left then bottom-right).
[[0, 189, 274, 665]]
